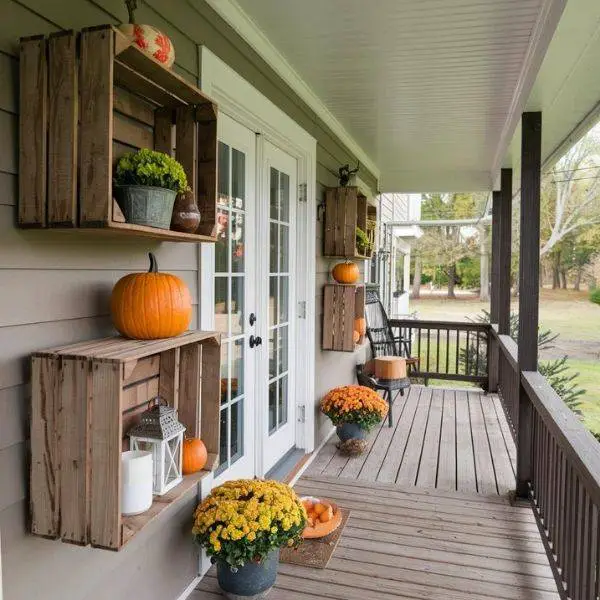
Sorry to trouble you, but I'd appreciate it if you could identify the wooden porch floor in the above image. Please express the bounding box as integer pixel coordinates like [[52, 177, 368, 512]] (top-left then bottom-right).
[[307, 385, 517, 496], [193, 475, 559, 600], [191, 386, 561, 600]]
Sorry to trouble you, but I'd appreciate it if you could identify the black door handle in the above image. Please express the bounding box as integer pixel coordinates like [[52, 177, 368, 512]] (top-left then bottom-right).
[[249, 335, 263, 348], [249, 313, 257, 326]]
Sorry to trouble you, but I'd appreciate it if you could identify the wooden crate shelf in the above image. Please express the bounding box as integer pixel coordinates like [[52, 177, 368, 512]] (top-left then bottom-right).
[[30, 330, 221, 551], [323, 187, 374, 259], [19, 25, 218, 243], [322, 284, 366, 352]]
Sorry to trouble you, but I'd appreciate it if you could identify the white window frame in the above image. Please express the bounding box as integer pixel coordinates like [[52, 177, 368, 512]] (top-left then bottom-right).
[[197, 47, 318, 462]]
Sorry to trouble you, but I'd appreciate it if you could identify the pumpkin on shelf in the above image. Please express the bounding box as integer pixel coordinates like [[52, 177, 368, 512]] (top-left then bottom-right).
[[111, 252, 192, 340], [331, 261, 359, 284], [354, 317, 367, 336], [120, 0, 175, 68], [182, 438, 208, 475]]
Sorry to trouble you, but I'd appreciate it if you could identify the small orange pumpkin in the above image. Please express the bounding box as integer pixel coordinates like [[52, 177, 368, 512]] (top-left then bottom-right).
[[354, 317, 367, 336], [182, 438, 207, 475], [331, 261, 359, 284], [353, 330, 360, 343], [111, 253, 192, 339]]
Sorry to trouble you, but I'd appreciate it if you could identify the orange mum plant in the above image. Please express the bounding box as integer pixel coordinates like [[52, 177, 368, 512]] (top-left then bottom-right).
[[320, 385, 388, 431]]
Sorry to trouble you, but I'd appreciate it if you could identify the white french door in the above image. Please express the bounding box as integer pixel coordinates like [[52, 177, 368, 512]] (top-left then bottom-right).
[[258, 141, 298, 474], [213, 119, 299, 481], [213, 115, 256, 482]]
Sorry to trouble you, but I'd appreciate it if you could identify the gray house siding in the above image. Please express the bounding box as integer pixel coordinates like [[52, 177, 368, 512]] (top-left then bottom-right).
[[0, 2, 377, 599]]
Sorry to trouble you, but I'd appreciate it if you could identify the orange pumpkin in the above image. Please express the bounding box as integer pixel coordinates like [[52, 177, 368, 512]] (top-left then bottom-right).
[[182, 438, 207, 475], [331, 261, 359, 284], [354, 317, 367, 336], [111, 253, 192, 339], [353, 330, 360, 343]]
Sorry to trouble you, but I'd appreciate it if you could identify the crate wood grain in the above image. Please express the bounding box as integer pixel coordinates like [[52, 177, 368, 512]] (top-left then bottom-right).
[[322, 284, 365, 352], [48, 31, 78, 227], [323, 187, 373, 258], [30, 331, 220, 550], [17, 25, 218, 243], [19, 35, 47, 227]]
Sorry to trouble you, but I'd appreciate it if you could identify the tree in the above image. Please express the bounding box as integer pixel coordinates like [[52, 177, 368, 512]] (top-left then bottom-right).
[[540, 133, 600, 257]]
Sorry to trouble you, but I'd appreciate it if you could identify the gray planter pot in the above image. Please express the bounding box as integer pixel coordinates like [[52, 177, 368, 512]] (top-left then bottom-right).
[[217, 549, 279, 599], [336, 422, 367, 442], [114, 185, 177, 229]]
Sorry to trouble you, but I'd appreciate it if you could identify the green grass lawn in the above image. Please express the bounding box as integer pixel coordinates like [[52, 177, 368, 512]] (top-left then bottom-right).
[[411, 288, 600, 436]]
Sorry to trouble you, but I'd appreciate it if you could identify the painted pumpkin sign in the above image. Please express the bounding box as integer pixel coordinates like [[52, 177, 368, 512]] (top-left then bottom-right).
[[120, 23, 175, 68]]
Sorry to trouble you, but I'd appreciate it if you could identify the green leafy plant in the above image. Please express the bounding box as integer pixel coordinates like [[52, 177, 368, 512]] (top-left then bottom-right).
[[355, 227, 372, 255], [114, 149, 188, 193], [193, 480, 306, 569], [590, 288, 600, 305]]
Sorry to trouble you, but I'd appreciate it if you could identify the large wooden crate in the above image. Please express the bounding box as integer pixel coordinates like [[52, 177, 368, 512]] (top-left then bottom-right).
[[323, 187, 373, 259], [19, 25, 218, 242], [322, 284, 366, 352], [30, 331, 220, 551]]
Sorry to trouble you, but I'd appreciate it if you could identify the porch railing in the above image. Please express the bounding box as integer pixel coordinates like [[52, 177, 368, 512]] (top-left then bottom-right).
[[389, 318, 489, 384], [493, 329, 600, 600]]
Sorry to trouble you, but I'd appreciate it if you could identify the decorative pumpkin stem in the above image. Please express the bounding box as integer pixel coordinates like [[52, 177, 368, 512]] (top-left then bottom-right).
[[125, 0, 137, 24], [148, 252, 158, 273]]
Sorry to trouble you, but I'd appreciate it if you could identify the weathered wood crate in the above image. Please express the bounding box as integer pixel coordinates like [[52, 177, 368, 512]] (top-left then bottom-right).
[[323, 187, 373, 259], [322, 284, 366, 352], [19, 25, 217, 242], [30, 330, 220, 551]]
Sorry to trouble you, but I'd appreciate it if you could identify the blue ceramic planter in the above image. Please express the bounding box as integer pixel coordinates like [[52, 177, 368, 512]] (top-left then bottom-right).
[[217, 549, 279, 599], [336, 422, 367, 442]]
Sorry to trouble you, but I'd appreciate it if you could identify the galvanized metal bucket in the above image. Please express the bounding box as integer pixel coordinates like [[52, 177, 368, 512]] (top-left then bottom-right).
[[114, 185, 177, 229]]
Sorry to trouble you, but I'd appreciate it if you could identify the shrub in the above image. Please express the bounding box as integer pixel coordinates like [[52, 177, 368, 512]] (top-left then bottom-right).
[[590, 289, 600, 305], [114, 149, 188, 194]]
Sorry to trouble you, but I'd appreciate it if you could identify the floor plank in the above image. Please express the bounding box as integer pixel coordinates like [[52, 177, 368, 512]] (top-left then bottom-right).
[[436, 388, 457, 490], [455, 390, 478, 493], [468, 391, 499, 495], [416, 387, 443, 488]]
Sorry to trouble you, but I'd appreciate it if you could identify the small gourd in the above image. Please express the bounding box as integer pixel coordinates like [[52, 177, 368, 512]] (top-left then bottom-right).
[[354, 317, 367, 336], [182, 438, 208, 475]]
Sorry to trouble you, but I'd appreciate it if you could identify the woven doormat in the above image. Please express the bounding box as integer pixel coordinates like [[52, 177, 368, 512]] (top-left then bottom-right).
[[280, 509, 350, 569]]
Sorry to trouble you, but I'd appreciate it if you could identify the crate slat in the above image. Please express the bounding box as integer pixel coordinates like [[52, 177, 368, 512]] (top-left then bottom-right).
[[159, 347, 181, 410], [59, 358, 90, 545], [48, 31, 78, 227], [154, 107, 174, 155], [200, 340, 221, 458], [322, 284, 365, 352], [176, 105, 198, 197], [30, 355, 60, 537], [90, 361, 122, 550], [19, 35, 47, 227], [179, 343, 201, 436], [196, 103, 218, 237], [79, 26, 114, 226]]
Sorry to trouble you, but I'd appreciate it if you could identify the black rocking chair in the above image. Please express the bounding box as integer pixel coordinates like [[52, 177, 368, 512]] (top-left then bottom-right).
[[356, 288, 419, 427]]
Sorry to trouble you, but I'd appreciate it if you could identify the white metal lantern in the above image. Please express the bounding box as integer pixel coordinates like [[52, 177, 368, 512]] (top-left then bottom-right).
[[128, 398, 186, 495]]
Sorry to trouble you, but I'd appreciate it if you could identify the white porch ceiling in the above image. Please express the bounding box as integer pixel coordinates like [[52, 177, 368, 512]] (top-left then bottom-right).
[[226, 0, 563, 192]]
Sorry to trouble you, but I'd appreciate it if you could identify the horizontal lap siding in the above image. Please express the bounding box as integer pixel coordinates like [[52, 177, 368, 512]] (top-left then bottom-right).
[[1, 1, 377, 599]]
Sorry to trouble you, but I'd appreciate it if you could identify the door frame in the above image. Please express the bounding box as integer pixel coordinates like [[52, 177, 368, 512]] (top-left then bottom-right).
[[197, 47, 317, 473]]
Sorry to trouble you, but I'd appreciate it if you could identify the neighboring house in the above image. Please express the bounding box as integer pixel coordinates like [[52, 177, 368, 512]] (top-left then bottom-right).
[[376, 194, 423, 315]]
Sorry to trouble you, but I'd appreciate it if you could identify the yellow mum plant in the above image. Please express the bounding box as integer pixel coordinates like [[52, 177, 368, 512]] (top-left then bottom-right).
[[320, 385, 388, 431], [193, 479, 307, 568]]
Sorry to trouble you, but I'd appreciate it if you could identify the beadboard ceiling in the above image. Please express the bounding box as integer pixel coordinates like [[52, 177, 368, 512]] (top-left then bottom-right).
[[229, 0, 563, 191]]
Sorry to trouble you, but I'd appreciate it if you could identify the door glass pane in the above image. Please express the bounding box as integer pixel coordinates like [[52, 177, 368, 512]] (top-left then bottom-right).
[[269, 277, 278, 327], [215, 277, 228, 333], [268, 381, 277, 433], [218, 409, 228, 471], [280, 172, 290, 222], [269, 222, 278, 273], [278, 326, 288, 374], [279, 226, 289, 272], [279, 277, 289, 323], [215, 209, 229, 272], [218, 142, 230, 205], [220, 342, 229, 404], [231, 277, 244, 335], [232, 339, 244, 400], [232, 149, 245, 209], [270, 167, 279, 219], [231, 213, 245, 273], [269, 329, 277, 380], [279, 376, 288, 426], [231, 400, 243, 462]]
